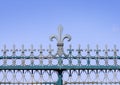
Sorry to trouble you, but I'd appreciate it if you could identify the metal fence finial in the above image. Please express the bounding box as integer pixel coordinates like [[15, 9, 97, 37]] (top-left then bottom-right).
[[50, 25, 71, 56], [94, 44, 101, 55], [11, 44, 18, 56], [112, 45, 119, 56], [76, 44, 83, 54], [67, 44, 74, 54], [29, 44, 36, 56], [1, 44, 9, 56], [47, 44, 53, 54], [103, 44, 110, 56], [20, 44, 27, 56], [38, 45, 45, 54], [85, 44, 92, 55]]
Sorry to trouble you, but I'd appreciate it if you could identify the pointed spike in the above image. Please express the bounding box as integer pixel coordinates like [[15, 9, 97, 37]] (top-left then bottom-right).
[[58, 25, 63, 34], [94, 44, 101, 55], [40, 44, 42, 50], [3, 44, 8, 52], [77, 44, 81, 51], [76, 44, 83, 54], [103, 44, 110, 57], [95, 44, 101, 51], [105, 44, 107, 48], [86, 44, 92, 53], [87, 44, 90, 50], [22, 44, 24, 50], [67, 44, 74, 53], [49, 44, 51, 50], [20, 44, 26, 56], [12, 44, 16, 52], [47, 44, 53, 53], [58, 25, 63, 42], [87, 44, 90, 51], [31, 44, 33, 50], [114, 44, 116, 51], [11, 44, 17, 55], [96, 44, 98, 50], [104, 44, 110, 52], [2, 44, 9, 56], [4, 44, 6, 50], [105, 44, 108, 50], [31, 44, 36, 52], [39, 44, 45, 53], [78, 44, 81, 50], [113, 45, 117, 56], [13, 44, 15, 50], [29, 44, 36, 52], [112, 44, 119, 53], [69, 44, 72, 49], [21, 44, 26, 52]]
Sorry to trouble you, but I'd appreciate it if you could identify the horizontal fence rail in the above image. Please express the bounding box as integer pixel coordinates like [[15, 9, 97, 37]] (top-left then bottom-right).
[[0, 44, 119, 70]]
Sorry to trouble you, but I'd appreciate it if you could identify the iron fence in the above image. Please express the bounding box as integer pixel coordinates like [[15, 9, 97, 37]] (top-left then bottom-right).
[[0, 25, 120, 85]]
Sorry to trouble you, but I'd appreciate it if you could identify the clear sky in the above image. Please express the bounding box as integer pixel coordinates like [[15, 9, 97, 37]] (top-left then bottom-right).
[[0, 0, 120, 55]]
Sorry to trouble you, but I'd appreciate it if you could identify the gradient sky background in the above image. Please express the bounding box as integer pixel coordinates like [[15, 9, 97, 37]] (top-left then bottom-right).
[[0, 0, 120, 55]]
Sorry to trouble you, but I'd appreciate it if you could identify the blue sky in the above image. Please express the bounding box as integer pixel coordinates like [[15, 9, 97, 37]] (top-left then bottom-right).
[[0, 0, 120, 83], [0, 0, 120, 55]]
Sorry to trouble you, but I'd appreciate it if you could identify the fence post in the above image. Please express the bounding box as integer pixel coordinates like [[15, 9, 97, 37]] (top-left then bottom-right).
[[57, 70, 63, 85]]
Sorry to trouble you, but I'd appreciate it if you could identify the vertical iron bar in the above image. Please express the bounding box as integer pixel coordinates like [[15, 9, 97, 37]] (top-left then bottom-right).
[[57, 70, 63, 85]]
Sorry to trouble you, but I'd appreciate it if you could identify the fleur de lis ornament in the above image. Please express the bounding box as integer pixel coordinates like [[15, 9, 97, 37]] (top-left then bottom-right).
[[50, 25, 71, 56]]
